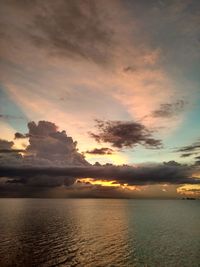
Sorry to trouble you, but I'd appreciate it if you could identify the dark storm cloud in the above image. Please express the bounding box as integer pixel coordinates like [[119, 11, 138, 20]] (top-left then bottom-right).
[[0, 161, 199, 186], [151, 100, 186, 118], [89, 120, 162, 149], [85, 147, 114, 155], [1, 0, 113, 64]]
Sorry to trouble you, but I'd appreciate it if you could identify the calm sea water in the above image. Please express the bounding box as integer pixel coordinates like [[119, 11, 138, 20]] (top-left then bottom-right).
[[0, 199, 199, 267]]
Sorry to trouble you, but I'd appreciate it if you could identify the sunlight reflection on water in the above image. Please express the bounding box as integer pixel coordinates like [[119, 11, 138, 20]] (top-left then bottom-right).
[[0, 199, 199, 267]]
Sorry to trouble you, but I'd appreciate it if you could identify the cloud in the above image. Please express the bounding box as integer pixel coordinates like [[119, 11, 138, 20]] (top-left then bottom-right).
[[16, 121, 90, 166], [0, 139, 23, 166], [0, 120, 90, 168], [0, 139, 23, 161], [0, 161, 199, 186], [176, 141, 200, 162], [177, 142, 200, 153], [15, 132, 28, 139], [0, 139, 14, 150], [175, 140, 200, 166], [89, 119, 162, 149], [6, 175, 75, 188], [0, 120, 92, 189], [0, 120, 199, 196], [1, 0, 192, 144], [85, 147, 114, 155], [1, 0, 114, 65], [180, 153, 194, 158], [123, 66, 137, 73], [0, 149, 24, 153], [0, 114, 24, 120], [151, 100, 186, 118], [177, 184, 200, 196]]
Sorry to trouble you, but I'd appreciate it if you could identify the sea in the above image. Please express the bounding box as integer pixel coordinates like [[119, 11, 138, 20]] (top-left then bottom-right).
[[0, 199, 199, 267]]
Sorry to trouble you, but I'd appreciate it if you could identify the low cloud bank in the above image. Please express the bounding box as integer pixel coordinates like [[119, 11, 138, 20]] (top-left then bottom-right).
[[0, 121, 199, 191], [0, 162, 199, 187]]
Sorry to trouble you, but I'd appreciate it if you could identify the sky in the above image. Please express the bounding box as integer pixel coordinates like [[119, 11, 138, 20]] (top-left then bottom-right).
[[0, 0, 200, 198]]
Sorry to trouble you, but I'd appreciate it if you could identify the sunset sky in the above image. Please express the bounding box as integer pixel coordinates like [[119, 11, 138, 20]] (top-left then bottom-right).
[[0, 0, 200, 198]]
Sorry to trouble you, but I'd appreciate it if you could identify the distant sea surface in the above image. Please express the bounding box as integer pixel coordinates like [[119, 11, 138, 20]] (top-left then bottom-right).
[[0, 199, 199, 267]]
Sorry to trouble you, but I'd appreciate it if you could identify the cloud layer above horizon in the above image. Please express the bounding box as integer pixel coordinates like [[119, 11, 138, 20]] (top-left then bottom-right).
[[0, 120, 200, 198]]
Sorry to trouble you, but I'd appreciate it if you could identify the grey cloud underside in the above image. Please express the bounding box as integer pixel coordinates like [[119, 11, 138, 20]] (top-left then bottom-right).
[[0, 163, 199, 186], [6, 175, 75, 188], [89, 120, 162, 149]]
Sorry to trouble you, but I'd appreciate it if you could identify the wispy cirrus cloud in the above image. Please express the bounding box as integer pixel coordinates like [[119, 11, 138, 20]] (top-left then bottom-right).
[[176, 140, 200, 165], [176, 142, 200, 153], [0, 114, 24, 120]]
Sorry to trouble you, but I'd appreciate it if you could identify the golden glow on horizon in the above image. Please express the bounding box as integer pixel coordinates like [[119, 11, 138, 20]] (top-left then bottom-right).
[[192, 173, 200, 179], [79, 178, 121, 187], [0, 121, 16, 141], [78, 178, 138, 191], [177, 184, 200, 196], [85, 152, 128, 165], [13, 139, 28, 150]]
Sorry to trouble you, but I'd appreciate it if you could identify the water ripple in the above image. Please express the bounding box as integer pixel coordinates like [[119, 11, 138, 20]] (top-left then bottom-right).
[[0, 199, 199, 267]]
